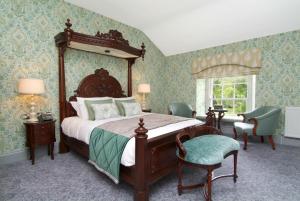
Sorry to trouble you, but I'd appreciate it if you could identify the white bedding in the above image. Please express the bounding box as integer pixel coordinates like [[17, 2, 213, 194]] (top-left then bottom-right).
[[61, 113, 203, 166]]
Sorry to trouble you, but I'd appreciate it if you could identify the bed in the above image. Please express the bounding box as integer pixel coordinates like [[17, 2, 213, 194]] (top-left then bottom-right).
[[54, 19, 213, 201]]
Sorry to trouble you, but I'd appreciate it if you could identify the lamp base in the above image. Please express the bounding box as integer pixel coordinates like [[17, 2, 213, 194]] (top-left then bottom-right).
[[27, 112, 39, 122]]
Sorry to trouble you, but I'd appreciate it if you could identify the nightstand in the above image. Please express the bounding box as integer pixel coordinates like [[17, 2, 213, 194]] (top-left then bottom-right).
[[24, 120, 56, 165], [142, 109, 152, 113]]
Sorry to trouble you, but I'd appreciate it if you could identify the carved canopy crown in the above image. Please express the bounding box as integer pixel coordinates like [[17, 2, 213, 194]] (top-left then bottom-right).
[[55, 19, 146, 59]]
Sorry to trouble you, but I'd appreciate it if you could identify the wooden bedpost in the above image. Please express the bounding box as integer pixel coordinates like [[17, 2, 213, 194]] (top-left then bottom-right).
[[58, 46, 69, 153], [127, 58, 135, 97], [134, 118, 149, 201]]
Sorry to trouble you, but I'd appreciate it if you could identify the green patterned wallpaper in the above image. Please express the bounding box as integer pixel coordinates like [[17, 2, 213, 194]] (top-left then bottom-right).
[[0, 0, 167, 156], [165, 30, 300, 135], [1, 0, 299, 156]]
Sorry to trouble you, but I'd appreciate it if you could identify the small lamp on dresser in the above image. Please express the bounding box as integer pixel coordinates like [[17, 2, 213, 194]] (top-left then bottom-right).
[[138, 83, 150, 110], [18, 78, 45, 122]]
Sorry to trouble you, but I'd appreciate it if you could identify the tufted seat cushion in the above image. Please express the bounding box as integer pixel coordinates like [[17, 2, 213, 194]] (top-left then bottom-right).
[[234, 122, 254, 135], [179, 135, 240, 165]]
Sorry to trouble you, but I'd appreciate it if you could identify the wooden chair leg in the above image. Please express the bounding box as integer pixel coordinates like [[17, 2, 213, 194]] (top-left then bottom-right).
[[233, 152, 238, 183], [260, 136, 264, 143], [177, 161, 183, 195], [206, 169, 213, 201], [233, 128, 238, 139], [243, 133, 248, 150], [268, 136, 276, 150]]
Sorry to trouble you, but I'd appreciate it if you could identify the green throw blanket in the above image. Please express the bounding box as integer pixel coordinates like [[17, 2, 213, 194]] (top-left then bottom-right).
[[89, 128, 129, 183]]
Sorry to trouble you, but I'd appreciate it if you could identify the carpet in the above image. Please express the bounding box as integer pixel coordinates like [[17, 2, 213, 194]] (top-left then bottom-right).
[[0, 142, 299, 201]]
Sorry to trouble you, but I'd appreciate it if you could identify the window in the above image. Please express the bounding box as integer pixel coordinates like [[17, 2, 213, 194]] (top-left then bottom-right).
[[208, 76, 255, 115], [196, 75, 255, 116]]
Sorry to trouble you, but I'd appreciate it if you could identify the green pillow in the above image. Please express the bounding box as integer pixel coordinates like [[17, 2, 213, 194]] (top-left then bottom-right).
[[115, 99, 136, 116], [85, 99, 113, 120]]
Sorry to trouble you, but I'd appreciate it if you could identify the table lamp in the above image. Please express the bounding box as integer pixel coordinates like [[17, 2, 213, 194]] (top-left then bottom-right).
[[18, 79, 45, 122], [138, 83, 150, 110]]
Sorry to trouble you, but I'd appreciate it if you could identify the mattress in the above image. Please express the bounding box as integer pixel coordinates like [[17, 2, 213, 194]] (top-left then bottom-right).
[[61, 113, 203, 166]]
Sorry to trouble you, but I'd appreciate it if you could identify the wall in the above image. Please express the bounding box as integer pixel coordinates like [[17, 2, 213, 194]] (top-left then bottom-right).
[[0, 0, 167, 156], [165, 30, 300, 135]]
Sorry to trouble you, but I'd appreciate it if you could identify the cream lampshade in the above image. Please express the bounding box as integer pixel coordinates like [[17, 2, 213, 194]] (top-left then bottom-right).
[[18, 79, 45, 122], [138, 83, 150, 110]]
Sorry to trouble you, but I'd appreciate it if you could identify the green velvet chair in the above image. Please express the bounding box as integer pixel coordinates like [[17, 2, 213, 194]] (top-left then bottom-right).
[[168, 102, 196, 118], [233, 106, 281, 150], [176, 126, 240, 201]]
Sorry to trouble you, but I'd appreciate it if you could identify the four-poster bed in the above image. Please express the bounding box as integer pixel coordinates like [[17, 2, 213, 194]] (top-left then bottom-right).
[[54, 19, 212, 201]]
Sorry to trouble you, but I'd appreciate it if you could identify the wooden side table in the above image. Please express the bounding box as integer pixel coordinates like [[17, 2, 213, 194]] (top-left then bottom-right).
[[24, 120, 56, 165], [142, 109, 152, 113], [211, 109, 228, 130]]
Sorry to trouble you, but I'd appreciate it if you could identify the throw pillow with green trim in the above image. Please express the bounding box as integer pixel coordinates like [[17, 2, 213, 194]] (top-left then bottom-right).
[[115, 99, 136, 116], [85, 99, 113, 120]]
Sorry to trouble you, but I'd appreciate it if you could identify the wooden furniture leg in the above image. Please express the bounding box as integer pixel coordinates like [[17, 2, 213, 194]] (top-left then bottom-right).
[[268, 136, 276, 150], [30, 145, 35, 165], [233, 152, 238, 183], [243, 133, 248, 150], [51, 143, 54, 160], [177, 161, 183, 195], [233, 128, 237, 139], [206, 169, 213, 201], [260, 136, 264, 143], [48, 144, 50, 155]]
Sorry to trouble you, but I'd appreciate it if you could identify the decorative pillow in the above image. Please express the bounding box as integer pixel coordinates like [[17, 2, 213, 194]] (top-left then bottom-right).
[[91, 103, 120, 120], [114, 97, 136, 116], [121, 102, 142, 116], [76, 97, 112, 120], [85, 99, 113, 120], [70, 101, 81, 117]]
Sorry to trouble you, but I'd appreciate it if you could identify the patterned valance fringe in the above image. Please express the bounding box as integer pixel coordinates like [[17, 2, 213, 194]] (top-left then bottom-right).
[[192, 48, 262, 79]]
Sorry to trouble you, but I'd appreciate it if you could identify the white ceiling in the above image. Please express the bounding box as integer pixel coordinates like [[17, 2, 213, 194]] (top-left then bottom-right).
[[65, 0, 300, 56]]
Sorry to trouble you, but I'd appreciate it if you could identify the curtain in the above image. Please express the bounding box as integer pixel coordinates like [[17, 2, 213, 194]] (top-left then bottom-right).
[[192, 48, 261, 79]]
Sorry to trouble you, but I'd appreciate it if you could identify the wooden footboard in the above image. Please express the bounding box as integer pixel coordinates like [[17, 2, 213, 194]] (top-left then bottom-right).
[[59, 117, 212, 201]]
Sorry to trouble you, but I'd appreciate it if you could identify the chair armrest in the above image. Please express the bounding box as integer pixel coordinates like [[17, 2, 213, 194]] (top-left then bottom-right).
[[248, 118, 258, 136], [192, 110, 196, 118], [255, 109, 280, 120], [176, 128, 192, 158], [237, 113, 246, 122]]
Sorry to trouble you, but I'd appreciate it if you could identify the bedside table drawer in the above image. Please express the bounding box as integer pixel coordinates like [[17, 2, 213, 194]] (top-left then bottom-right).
[[34, 123, 54, 145]]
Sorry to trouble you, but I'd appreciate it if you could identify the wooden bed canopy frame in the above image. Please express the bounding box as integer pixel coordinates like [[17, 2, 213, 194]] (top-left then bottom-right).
[[54, 19, 212, 201]]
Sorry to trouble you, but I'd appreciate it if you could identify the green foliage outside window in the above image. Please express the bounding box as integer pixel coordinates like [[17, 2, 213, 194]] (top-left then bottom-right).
[[212, 76, 248, 115]]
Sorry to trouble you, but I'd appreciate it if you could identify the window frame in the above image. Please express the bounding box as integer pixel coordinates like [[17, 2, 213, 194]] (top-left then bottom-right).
[[205, 75, 256, 116]]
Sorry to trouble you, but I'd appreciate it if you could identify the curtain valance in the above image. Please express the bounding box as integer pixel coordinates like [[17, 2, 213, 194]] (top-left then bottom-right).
[[192, 48, 261, 79]]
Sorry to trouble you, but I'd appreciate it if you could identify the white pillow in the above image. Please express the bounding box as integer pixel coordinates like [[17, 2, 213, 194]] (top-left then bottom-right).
[[70, 101, 81, 117], [113, 97, 135, 102], [76, 97, 111, 120], [91, 103, 120, 120], [121, 102, 142, 116]]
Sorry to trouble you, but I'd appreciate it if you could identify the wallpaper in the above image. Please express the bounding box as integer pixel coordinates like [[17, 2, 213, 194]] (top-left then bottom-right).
[[0, 0, 167, 156], [165, 30, 300, 135], [1, 0, 299, 157]]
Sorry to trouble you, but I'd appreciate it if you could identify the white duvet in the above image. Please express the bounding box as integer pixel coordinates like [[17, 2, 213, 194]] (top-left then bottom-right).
[[61, 113, 203, 166]]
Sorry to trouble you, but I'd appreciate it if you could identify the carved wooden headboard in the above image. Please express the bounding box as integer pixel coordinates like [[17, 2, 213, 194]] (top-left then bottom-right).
[[65, 68, 127, 117]]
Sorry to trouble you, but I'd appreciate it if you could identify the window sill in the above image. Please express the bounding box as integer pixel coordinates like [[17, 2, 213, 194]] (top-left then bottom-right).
[[196, 115, 243, 123]]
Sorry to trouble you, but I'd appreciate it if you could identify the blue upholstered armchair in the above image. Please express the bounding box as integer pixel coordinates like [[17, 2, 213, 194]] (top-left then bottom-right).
[[168, 102, 196, 118], [233, 106, 281, 150]]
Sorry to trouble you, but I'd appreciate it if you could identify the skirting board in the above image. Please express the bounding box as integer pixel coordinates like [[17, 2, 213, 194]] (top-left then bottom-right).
[[0, 144, 59, 165]]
